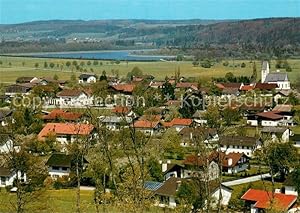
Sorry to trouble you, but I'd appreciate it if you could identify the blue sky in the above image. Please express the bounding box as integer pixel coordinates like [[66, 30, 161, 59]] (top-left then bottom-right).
[[0, 0, 299, 24]]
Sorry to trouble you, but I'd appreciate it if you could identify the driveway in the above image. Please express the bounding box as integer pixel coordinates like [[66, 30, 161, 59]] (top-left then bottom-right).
[[222, 173, 271, 186]]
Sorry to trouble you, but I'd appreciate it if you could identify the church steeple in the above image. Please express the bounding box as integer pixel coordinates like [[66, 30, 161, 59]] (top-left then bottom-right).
[[261, 61, 269, 83]]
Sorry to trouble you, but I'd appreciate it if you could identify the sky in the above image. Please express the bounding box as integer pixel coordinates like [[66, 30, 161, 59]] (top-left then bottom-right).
[[0, 0, 299, 24]]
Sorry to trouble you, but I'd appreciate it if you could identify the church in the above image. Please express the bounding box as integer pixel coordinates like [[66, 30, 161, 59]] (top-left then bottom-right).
[[261, 61, 291, 90]]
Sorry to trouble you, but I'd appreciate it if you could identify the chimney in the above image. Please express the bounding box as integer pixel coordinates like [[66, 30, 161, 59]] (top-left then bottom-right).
[[228, 158, 233, 166], [162, 163, 168, 173]]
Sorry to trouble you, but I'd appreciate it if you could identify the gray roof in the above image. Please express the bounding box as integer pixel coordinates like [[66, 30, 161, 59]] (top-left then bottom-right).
[[0, 167, 11, 177], [261, 127, 288, 133], [79, 73, 96, 79], [99, 116, 132, 124], [264, 73, 288, 83]]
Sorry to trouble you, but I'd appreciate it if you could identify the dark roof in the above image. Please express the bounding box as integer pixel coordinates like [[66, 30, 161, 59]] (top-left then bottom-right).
[[254, 83, 277, 90], [0, 167, 11, 176], [219, 136, 258, 147], [265, 73, 288, 83], [16, 77, 35, 83], [155, 177, 181, 197], [164, 164, 184, 175], [179, 127, 217, 139], [256, 111, 283, 120], [261, 127, 288, 133], [79, 73, 97, 79], [46, 153, 73, 167], [0, 110, 13, 121]]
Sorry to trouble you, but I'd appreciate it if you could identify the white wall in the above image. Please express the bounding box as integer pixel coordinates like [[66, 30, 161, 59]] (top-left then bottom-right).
[[262, 120, 280, 127], [211, 187, 232, 206], [247, 120, 258, 126], [48, 166, 70, 179], [221, 145, 254, 157]]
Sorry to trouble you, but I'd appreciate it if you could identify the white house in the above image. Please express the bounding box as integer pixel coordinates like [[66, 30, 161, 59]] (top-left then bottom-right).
[[154, 177, 232, 208], [53, 89, 94, 107], [99, 115, 132, 131], [219, 152, 249, 174], [0, 167, 27, 187], [132, 120, 161, 135], [261, 61, 291, 90], [78, 73, 97, 84], [219, 136, 261, 157], [46, 153, 72, 179]]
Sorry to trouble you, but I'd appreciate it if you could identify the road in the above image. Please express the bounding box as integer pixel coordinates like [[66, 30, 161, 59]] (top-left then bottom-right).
[[222, 173, 271, 187]]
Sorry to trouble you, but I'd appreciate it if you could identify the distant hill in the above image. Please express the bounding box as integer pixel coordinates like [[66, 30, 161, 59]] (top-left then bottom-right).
[[0, 18, 299, 55]]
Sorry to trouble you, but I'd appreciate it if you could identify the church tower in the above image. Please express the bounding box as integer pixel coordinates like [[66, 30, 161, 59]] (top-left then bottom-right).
[[261, 61, 269, 83]]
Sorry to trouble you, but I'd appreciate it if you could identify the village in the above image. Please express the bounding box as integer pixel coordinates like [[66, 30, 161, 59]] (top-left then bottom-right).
[[0, 60, 300, 212]]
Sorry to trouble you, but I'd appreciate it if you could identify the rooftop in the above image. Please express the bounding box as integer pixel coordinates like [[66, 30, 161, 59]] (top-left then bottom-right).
[[241, 189, 297, 210]]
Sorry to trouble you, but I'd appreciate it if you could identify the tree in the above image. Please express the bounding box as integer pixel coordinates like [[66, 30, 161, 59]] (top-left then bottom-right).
[[192, 61, 199, 67], [222, 107, 241, 125], [44, 62, 48, 68], [251, 62, 257, 82], [127, 66, 143, 80], [93, 60, 99, 66], [225, 72, 235, 82], [66, 61, 71, 68], [49, 62, 55, 69], [34, 63, 39, 69], [161, 80, 175, 100], [204, 105, 221, 128], [87, 61, 91, 66], [99, 70, 107, 81], [9, 62, 12, 66], [179, 92, 203, 118], [241, 62, 246, 68], [264, 142, 298, 180], [53, 74, 59, 80]]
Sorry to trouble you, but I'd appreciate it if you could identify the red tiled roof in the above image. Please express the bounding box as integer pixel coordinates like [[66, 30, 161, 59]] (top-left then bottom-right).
[[213, 152, 248, 168], [171, 118, 193, 126], [241, 189, 297, 210], [112, 106, 130, 114], [256, 111, 283, 120], [254, 83, 278, 90], [176, 82, 198, 89], [111, 84, 135, 93], [183, 154, 216, 167], [43, 109, 82, 121], [38, 123, 94, 140], [132, 120, 159, 129], [240, 85, 254, 91], [139, 115, 162, 122], [216, 83, 242, 89]]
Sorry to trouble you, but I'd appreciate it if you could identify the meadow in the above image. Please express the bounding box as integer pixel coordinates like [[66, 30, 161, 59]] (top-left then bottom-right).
[[0, 56, 300, 84]]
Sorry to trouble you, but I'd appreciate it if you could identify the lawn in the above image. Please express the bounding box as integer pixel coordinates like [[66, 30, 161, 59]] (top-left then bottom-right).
[[0, 189, 165, 213], [0, 56, 299, 84]]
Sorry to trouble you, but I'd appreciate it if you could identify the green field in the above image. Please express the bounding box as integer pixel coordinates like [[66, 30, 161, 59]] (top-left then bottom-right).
[[0, 189, 165, 213], [0, 56, 299, 84]]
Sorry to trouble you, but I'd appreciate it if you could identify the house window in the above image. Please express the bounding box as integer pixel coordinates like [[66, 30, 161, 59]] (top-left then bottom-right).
[[1, 177, 6, 185], [62, 167, 68, 171], [52, 166, 60, 170]]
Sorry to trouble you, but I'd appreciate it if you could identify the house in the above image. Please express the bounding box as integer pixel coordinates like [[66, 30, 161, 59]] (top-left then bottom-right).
[[256, 111, 285, 127], [274, 90, 290, 103], [78, 73, 97, 84], [111, 106, 134, 116], [99, 115, 132, 130], [54, 89, 93, 107], [154, 177, 232, 208], [110, 84, 135, 95], [192, 110, 208, 126], [0, 167, 27, 187], [42, 109, 82, 122], [5, 83, 34, 97], [241, 189, 297, 213], [261, 61, 291, 90], [175, 82, 199, 92], [0, 139, 20, 153], [254, 82, 278, 91], [219, 136, 261, 157], [261, 127, 292, 142], [46, 153, 88, 179], [179, 127, 218, 147], [154, 177, 181, 208], [284, 175, 298, 196], [16, 76, 38, 84], [0, 109, 13, 126], [216, 152, 249, 174], [161, 161, 185, 180], [272, 104, 294, 125], [242, 104, 267, 126], [132, 120, 161, 135], [38, 123, 94, 144], [183, 154, 219, 180], [163, 118, 193, 132], [149, 81, 164, 89]]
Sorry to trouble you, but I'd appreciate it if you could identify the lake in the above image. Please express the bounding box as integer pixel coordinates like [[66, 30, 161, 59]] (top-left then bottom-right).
[[29, 50, 175, 61]]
